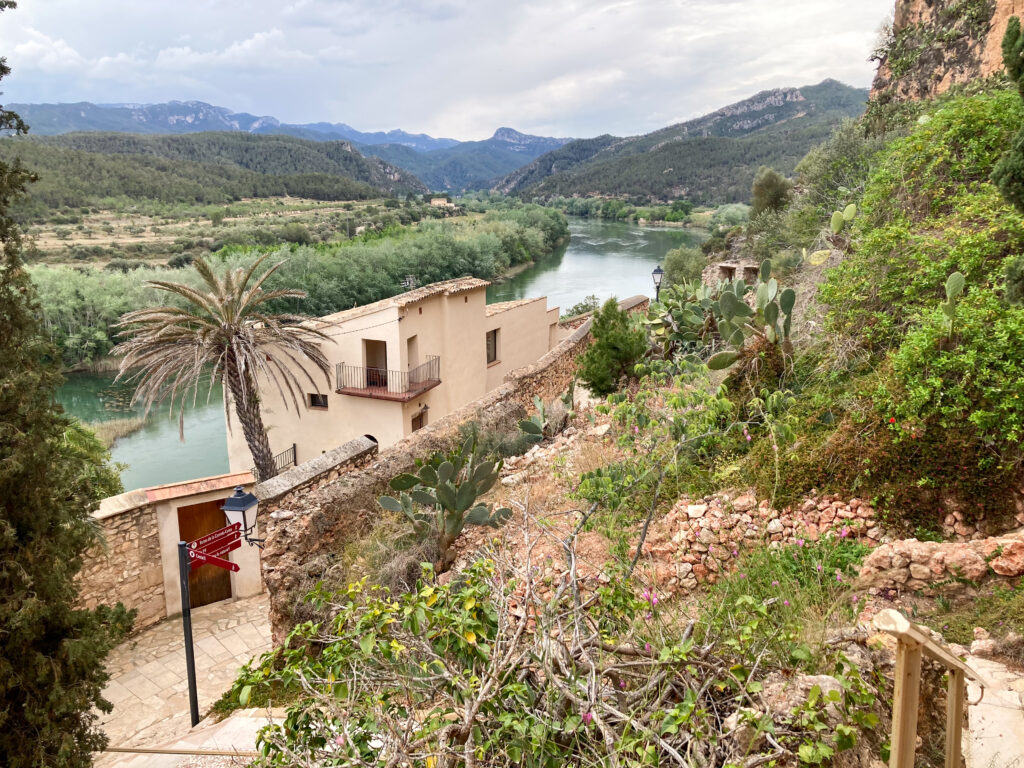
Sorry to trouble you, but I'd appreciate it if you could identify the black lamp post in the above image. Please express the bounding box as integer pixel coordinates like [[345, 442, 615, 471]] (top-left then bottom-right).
[[222, 485, 263, 548], [652, 265, 665, 302]]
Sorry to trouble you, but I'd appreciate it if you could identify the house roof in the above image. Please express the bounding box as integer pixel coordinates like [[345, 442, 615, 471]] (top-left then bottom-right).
[[316, 277, 490, 327], [485, 297, 545, 317]]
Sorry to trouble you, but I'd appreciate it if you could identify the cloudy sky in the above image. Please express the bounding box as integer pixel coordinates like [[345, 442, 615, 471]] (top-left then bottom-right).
[[0, 0, 894, 141]]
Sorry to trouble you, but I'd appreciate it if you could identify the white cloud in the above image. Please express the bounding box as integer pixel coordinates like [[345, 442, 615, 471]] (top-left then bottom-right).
[[0, 0, 894, 139], [12, 28, 86, 73]]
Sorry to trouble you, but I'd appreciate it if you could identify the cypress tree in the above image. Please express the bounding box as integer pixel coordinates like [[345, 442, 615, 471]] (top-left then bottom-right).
[[0, 3, 132, 765]]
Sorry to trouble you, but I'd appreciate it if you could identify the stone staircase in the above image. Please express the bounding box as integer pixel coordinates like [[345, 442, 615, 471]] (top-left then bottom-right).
[[965, 656, 1024, 768], [97, 708, 280, 768]]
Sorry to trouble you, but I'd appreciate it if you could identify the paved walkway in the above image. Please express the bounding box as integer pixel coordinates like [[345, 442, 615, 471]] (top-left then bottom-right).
[[96, 593, 272, 764], [966, 655, 1024, 768]]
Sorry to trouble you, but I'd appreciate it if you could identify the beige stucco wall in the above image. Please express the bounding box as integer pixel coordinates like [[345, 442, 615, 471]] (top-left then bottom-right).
[[227, 283, 558, 473], [484, 298, 557, 392], [156, 480, 263, 619]]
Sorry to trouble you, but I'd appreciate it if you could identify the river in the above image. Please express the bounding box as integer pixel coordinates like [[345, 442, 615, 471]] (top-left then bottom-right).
[[58, 217, 705, 492], [487, 217, 706, 309]]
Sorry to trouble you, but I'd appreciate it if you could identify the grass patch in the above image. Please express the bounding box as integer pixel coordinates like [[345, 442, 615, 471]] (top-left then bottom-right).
[[913, 581, 1024, 656], [86, 416, 145, 447]]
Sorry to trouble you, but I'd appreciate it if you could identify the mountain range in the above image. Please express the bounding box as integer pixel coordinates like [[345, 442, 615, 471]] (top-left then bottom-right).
[[9, 100, 571, 191], [6, 79, 868, 203], [494, 79, 869, 202], [10, 100, 461, 151]]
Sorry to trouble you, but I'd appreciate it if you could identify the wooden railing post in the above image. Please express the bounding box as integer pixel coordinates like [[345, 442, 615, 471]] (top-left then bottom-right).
[[945, 669, 965, 768], [890, 639, 923, 768]]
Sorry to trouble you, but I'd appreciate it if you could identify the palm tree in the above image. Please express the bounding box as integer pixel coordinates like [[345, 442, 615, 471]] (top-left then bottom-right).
[[112, 255, 332, 481]]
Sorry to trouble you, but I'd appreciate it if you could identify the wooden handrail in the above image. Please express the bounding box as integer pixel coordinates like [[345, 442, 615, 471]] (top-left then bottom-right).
[[872, 609, 988, 768]]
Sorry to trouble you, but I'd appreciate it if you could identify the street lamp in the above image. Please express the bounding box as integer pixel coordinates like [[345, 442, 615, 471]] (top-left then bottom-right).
[[652, 265, 665, 302], [222, 485, 263, 548]]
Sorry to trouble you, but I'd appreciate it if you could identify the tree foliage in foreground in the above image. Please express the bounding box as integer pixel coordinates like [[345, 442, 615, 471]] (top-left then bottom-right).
[[0, 6, 133, 762]]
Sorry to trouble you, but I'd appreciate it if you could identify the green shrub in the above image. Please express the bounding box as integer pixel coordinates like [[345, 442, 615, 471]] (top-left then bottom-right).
[[822, 87, 1024, 348], [661, 245, 704, 286], [874, 289, 1024, 468], [750, 166, 793, 218], [577, 298, 647, 395]]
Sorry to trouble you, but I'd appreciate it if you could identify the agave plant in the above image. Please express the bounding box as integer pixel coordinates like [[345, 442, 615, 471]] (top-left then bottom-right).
[[112, 254, 332, 481], [380, 435, 511, 570]]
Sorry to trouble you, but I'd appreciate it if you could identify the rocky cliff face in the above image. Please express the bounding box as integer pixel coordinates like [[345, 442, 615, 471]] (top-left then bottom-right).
[[871, 0, 1018, 103]]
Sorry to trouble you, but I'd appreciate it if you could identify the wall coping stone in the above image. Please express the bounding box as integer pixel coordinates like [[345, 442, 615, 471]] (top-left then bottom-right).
[[95, 489, 150, 520], [256, 436, 379, 504]]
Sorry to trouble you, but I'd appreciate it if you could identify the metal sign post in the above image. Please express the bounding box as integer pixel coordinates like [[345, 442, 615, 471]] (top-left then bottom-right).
[[177, 541, 201, 727]]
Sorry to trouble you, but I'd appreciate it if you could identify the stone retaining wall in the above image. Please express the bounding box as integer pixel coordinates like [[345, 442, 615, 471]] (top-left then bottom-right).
[[639, 491, 883, 594], [259, 296, 649, 642], [858, 532, 1024, 593], [78, 493, 165, 630]]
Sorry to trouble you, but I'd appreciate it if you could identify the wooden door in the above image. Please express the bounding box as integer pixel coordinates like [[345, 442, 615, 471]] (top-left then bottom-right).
[[177, 500, 232, 608]]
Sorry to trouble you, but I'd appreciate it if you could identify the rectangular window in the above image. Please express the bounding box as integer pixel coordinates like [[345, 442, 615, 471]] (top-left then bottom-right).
[[308, 393, 329, 409], [486, 329, 499, 365], [412, 411, 426, 431]]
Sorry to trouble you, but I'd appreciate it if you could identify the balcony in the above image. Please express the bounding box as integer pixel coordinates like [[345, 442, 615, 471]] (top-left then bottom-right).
[[336, 355, 441, 402]]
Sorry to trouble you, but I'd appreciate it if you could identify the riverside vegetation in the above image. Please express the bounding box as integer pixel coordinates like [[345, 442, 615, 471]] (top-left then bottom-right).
[[30, 203, 568, 367], [216, 18, 1024, 768]]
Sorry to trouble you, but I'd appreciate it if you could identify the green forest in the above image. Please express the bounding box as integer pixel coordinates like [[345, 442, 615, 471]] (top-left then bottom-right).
[[0, 131, 426, 219]]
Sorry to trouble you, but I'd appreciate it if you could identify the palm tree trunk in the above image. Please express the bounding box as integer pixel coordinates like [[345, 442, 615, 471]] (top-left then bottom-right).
[[225, 357, 277, 482]]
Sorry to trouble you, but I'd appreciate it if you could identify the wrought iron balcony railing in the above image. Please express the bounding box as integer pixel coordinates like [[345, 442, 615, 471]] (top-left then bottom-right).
[[336, 355, 441, 402], [250, 442, 297, 483]]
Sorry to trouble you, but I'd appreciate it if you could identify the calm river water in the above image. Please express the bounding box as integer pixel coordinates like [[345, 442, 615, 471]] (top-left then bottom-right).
[[58, 217, 705, 491]]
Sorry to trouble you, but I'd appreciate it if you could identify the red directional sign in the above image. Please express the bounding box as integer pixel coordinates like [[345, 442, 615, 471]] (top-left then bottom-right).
[[192, 537, 241, 566], [188, 522, 241, 552], [187, 548, 240, 572]]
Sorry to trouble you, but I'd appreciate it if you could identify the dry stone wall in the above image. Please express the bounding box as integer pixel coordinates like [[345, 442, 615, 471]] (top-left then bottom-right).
[[77, 496, 165, 630], [259, 296, 649, 642], [858, 531, 1024, 593], [638, 492, 883, 594]]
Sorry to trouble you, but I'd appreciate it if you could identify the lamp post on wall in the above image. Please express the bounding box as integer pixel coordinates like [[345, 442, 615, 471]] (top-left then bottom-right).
[[222, 486, 263, 548], [652, 265, 665, 302]]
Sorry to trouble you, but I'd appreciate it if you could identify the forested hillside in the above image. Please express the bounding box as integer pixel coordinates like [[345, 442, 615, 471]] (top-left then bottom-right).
[[497, 79, 868, 202], [0, 131, 426, 216]]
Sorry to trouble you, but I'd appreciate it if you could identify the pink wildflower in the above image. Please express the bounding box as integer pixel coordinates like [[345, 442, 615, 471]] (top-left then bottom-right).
[[836, 573, 843, 582], [583, 712, 594, 725], [840, 526, 850, 538], [783, 599, 790, 607], [771, 580, 779, 587]]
